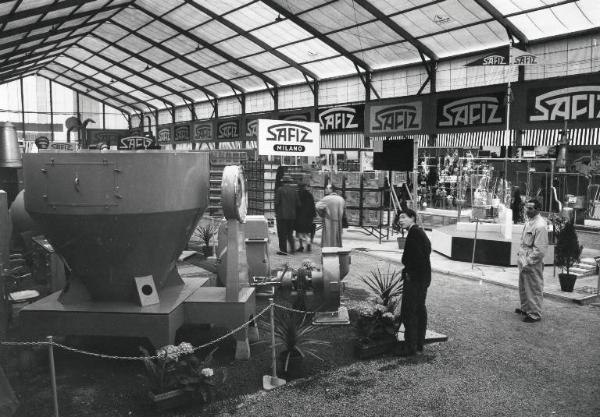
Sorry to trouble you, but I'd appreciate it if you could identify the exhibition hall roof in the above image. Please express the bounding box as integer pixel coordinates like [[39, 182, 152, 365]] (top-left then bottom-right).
[[0, 0, 599, 113]]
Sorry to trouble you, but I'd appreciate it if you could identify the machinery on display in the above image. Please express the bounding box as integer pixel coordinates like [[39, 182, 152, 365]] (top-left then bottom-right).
[[14, 150, 255, 358]]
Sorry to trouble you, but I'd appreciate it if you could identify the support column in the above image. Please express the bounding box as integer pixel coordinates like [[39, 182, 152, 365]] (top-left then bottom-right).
[[19, 78, 25, 141], [49, 80, 54, 141]]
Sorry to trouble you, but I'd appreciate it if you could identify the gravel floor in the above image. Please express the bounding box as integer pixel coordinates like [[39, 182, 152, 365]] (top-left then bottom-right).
[[4, 248, 600, 417]]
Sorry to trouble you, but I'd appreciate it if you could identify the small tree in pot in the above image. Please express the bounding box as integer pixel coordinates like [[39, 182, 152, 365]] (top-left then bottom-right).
[[554, 221, 583, 292], [192, 219, 220, 257]]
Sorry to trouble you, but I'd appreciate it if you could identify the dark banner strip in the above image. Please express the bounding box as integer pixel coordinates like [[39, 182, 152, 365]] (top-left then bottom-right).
[[157, 124, 173, 145], [216, 117, 240, 140], [318, 104, 364, 133], [192, 119, 214, 141], [173, 123, 191, 142], [365, 97, 430, 136], [87, 129, 129, 147]]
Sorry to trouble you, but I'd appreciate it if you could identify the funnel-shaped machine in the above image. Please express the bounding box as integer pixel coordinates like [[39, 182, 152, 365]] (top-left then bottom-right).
[[23, 151, 209, 302]]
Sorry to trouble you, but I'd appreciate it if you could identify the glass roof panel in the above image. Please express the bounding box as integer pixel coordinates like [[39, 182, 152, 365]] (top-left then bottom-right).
[[16, 39, 44, 51], [3, 15, 41, 31], [70, 63, 98, 77], [0, 2, 18, 16], [301, 0, 373, 32], [0, 34, 24, 47], [91, 72, 113, 85], [104, 65, 134, 79], [196, 0, 253, 16], [68, 47, 94, 62], [240, 52, 289, 72], [161, 59, 197, 75], [136, 20, 179, 42], [89, 8, 126, 23], [86, 55, 113, 70], [59, 16, 90, 30], [182, 71, 219, 86], [276, 38, 339, 63], [214, 36, 264, 58], [488, 0, 571, 15], [42, 5, 78, 21], [426, 23, 506, 58], [261, 67, 305, 85], [251, 20, 312, 48], [79, 36, 109, 51], [112, 7, 153, 30], [187, 49, 228, 67], [135, 0, 182, 17], [122, 75, 153, 88], [45, 33, 71, 43], [63, 70, 86, 82], [363, 44, 422, 69], [111, 81, 134, 94], [95, 22, 128, 43], [83, 79, 103, 89], [143, 68, 172, 82], [117, 35, 152, 53], [328, 22, 408, 51], [35, 43, 59, 54], [224, 1, 279, 31], [161, 35, 197, 55], [27, 26, 53, 37], [302, 56, 356, 79], [147, 99, 166, 108], [161, 78, 194, 91], [163, 3, 211, 30], [188, 20, 237, 44], [163, 93, 186, 105], [121, 57, 148, 73], [72, 26, 96, 37], [102, 46, 132, 62], [78, 0, 114, 14], [127, 90, 153, 102], [145, 85, 173, 97], [139, 47, 175, 64], [0, 46, 16, 57], [232, 75, 269, 91], [209, 62, 250, 79], [201, 83, 235, 97]]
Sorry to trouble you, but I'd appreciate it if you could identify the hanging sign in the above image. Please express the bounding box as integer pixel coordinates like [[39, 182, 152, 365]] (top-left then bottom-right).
[[244, 113, 274, 139], [257, 119, 320, 156], [217, 118, 239, 140], [88, 129, 130, 147], [173, 123, 191, 142], [512, 74, 600, 129], [435, 88, 507, 131], [193, 120, 213, 141], [318, 104, 364, 133], [157, 125, 173, 145], [118, 136, 155, 150], [365, 98, 428, 136], [466, 46, 540, 66]]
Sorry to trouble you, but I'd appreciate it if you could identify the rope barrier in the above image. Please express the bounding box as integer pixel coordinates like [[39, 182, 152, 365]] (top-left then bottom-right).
[[0, 303, 330, 360]]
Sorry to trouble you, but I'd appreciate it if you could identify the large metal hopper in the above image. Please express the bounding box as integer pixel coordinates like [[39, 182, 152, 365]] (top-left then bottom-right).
[[23, 151, 209, 302]]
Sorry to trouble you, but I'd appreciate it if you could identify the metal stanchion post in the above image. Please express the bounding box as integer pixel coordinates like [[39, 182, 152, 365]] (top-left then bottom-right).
[[270, 298, 277, 379], [47, 336, 59, 417], [471, 218, 479, 270]]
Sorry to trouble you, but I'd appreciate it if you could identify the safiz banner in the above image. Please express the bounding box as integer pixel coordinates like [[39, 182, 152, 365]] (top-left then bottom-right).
[[257, 119, 320, 156], [217, 118, 239, 140], [365, 98, 429, 136], [157, 125, 173, 145], [192, 120, 213, 141], [244, 113, 274, 139], [435, 86, 507, 132], [318, 104, 364, 133], [512, 74, 600, 129], [87, 129, 130, 147], [173, 123, 191, 142]]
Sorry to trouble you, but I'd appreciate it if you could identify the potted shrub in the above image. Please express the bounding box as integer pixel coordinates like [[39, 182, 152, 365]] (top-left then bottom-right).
[[139, 343, 223, 411], [260, 310, 330, 379], [554, 221, 583, 292], [353, 265, 403, 359], [192, 219, 220, 257]]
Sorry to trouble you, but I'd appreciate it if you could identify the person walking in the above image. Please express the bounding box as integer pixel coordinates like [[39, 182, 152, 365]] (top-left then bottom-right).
[[511, 186, 524, 224], [516, 199, 548, 322], [315, 183, 345, 247], [274, 176, 299, 255], [398, 208, 431, 356], [295, 183, 316, 252]]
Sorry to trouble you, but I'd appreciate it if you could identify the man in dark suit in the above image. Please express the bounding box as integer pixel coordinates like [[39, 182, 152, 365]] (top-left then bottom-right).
[[274, 176, 299, 255], [399, 208, 431, 356]]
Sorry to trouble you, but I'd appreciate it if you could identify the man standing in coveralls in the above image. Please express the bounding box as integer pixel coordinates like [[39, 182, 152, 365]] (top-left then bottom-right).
[[516, 199, 548, 323]]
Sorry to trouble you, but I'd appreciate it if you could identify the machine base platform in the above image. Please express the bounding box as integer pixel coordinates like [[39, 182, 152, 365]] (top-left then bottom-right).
[[312, 306, 350, 325]]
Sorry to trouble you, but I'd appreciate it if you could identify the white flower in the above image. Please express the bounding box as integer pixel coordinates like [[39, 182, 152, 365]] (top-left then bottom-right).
[[382, 312, 394, 319], [201, 368, 214, 377], [178, 342, 194, 355]]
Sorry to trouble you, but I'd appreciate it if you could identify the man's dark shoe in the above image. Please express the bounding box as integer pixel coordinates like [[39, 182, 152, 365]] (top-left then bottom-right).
[[396, 345, 417, 357], [307, 244, 312, 252], [515, 308, 525, 315], [276, 251, 288, 256], [522, 315, 540, 323], [298, 247, 304, 252]]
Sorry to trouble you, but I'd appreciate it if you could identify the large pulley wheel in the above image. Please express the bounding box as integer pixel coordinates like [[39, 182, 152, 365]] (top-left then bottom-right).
[[221, 165, 247, 222]]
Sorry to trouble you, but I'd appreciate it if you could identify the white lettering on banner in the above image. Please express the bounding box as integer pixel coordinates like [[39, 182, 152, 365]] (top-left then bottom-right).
[[530, 86, 600, 122], [158, 129, 170, 143], [218, 122, 238, 138], [194, 124, 212, 139], [372, 105, 420, 131], [266, 123, 313, 143], [274, 144, 305, 152], [439, 97, 502, 127], [246, 119, 258, 137], [319, 107, 357, 130], [120, 137, 153, 149], [174, 126, 189, 141], [513, 54, 537, 65], [483, 55, 507, 65]]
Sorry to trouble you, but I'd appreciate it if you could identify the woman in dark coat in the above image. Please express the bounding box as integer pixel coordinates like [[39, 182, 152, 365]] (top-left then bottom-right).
[[295, 183, 316, 252]]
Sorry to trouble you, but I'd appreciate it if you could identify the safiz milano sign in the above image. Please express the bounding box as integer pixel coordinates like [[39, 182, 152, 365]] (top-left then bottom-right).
[[257, 119, 320, 156]]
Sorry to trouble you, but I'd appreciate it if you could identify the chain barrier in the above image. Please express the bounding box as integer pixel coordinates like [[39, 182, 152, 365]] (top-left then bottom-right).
[[0, 304, 272, 361], [272, 303, 319, 315]]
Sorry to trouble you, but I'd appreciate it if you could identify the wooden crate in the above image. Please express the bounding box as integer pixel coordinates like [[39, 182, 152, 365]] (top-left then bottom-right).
[[345, 190, 361, 207]]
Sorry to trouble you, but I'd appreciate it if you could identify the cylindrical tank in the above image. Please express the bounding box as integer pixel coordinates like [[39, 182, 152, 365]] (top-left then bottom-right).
[[0, 121, 22, 168], [23, 151, 209, 302]]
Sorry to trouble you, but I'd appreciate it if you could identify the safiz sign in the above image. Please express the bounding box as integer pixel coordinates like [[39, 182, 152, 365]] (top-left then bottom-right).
[[365, 101, 424, 136], [528, 85, 600, 123], [217, 119, 239, 140], [318, 105, 364, 133], [157, 126, 172, 145], [118, 136, 154, 150], [257, 119, 320, 156], [193, 121, 213, 141], [173, 124, 191, 142], [437, 94, 506, 128]]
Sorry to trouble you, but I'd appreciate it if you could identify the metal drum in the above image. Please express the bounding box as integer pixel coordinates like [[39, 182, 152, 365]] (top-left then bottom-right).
[[23, 151, 210, 302], [0, 121, 21, 168]]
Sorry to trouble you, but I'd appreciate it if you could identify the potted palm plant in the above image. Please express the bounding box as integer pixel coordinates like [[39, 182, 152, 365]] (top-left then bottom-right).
[[554, 221, 583, 292], [192, 219, 220, 257]]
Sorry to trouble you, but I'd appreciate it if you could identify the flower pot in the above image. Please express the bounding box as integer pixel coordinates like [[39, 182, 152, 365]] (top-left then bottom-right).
[[278, 351, 304, 379], [149, 389, 190, 412], [397, 237, 406, 250], [202, 245, 214, 257], [558, 273, 577, 292], [354, 336, 397, 360]]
